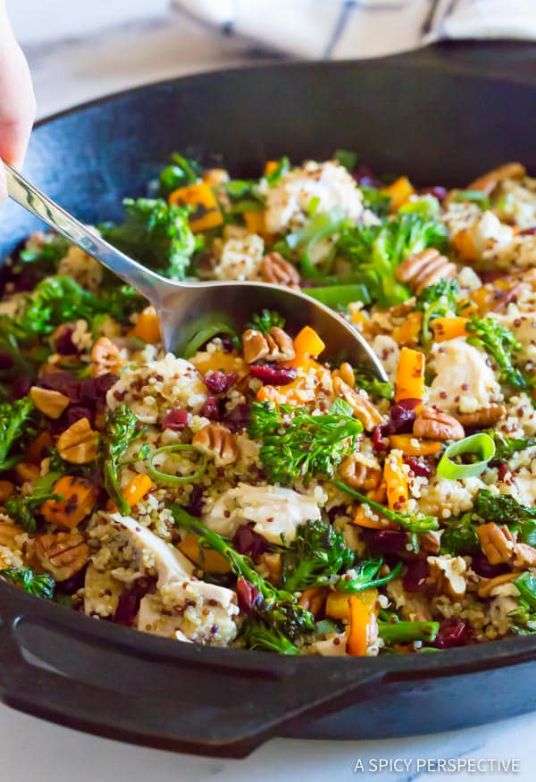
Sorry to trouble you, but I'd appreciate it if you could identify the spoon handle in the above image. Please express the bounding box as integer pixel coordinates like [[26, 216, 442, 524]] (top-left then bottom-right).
[[4, 162, 166, 304]]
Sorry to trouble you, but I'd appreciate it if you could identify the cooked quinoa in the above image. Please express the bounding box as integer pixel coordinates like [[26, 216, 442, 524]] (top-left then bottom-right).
[[1, 154, 536, 656]]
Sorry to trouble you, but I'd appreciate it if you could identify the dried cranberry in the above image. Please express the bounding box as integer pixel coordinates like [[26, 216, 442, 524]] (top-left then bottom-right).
[[353, 165, 382, 188], [233, 524, 268, 560], [249, 363, 297, 386], [56, 564, 87, 595], [224, 402, 251, 432], [519, 226, 536, 236], [433, 618, 472, 649], [480, 270, 506, 285], [79, 373, 118, 405], [51, 406, 93, 434], [388, 398, 421, 435], [236, 577, 262, 614], [403, 559, 429, 592], [404, 456, 432, 478], [327, 504, 348, 523], [54, 325, 78, 355], [471, 553, 510, 579], [420, 186, 448, 203], [11, 376, 32, 400], [497, 462, 510, 482], [220, 336, 236, 353], [162, 408, 188, 431], [368, 529, 408, 555], [200, 396, 221, 420], [0, 352, 14, 370], [185, 485, 204, 517], [204, 370, 237, 394], [114, 592, 140, 627], [372, 425, 390, 452], [39, 370, 80, 401]]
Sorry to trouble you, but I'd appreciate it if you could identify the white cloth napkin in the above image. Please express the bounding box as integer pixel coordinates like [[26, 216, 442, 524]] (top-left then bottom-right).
[[172, 0, 536, 59]]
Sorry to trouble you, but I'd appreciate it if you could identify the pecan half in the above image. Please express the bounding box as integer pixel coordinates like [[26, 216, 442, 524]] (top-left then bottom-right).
[[455, 405, 506, 428], [339, 453, 381, 491], [396, 248, 456, 295], [30, 386, 70, 419], [427, 555, 467, 600], [260, 252, 300, 288], [413, 407, 465, 441], [331, 362, 356, 388], [298, 587, 327, 617], [35, 531, 89, 581], [57, 418, 99, 464], [467, 162, 526, 196], [477, 571, 518, 599], [192, 423, 239, 466], [91, 336, 122, 378], [242, 326, 295, 364], [477, 522, 514, 565], [332, 376, 383, 431]]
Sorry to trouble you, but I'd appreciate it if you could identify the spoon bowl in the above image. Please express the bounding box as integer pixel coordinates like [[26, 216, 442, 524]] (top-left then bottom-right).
[[4, 162, 387, 378]]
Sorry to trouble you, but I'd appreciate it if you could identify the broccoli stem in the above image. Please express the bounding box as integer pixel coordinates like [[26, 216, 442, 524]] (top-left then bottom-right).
[[378, 620, 439, 644], [334, 480, 439, 533]]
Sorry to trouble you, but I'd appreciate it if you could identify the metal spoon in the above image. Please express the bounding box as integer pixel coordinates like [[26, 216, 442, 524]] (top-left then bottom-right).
[[4, 162, 387, 379]]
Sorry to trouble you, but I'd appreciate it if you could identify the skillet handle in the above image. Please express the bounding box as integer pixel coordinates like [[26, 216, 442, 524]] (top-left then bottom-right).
[[0, 591, 381, 758]]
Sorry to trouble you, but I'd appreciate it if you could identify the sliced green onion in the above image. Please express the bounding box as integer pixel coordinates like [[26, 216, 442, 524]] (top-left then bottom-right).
[[303, 284, 371, 309], [437, 433, 495, 479], [182, 321, 237, 358], [514, 572, 536, 609], [146, 444, 208, 486], [454, 190, 490, 210]]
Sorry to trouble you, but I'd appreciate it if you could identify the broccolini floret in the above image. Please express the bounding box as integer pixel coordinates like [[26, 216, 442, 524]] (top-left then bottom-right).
[[100, 406, 143, 514], [334, 480, 439, 533], [0, 396, 35, 471], [0, 566, 55, 598], [467, 316, 526, 389]]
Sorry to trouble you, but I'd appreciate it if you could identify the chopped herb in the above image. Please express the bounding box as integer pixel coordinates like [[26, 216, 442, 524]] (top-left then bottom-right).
[[0, 396, 35, 471], [247, 309, 285, 335], [353, 365, 394, 400], [467, 316, 526, 389], [0, 567, 55, 598]]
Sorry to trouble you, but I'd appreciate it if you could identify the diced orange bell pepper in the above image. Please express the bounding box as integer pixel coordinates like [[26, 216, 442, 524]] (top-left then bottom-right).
[[395, 347, 425, 402], [451, 227, 479, 262], [264, 160, 279, 176], [128, 306, 161, 344], [350, 309, 368, 327], [191, 349, 246, 376], [384, 451, 409, 511], [169, 182, 223, 233], [352, 484, 397, 530], [392, 311, 423, 346], [179, 532, 230, 574], [122, 474, 155, 508], [293, 326, 326, 358], [243, 210, 266, 235], [347, 595, 376, 655], [388, 434, 442, 456], [41, 475, 97, 529], [382, 176, 415, 213], [430, 316, 469, 342]]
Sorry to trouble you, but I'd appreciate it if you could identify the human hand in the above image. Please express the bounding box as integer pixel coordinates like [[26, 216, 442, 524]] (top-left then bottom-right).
[[0, 0, 36, 202]]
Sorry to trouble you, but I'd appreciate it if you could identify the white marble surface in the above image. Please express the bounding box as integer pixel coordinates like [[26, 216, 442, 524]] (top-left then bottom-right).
[[1, 5, 535, 781]]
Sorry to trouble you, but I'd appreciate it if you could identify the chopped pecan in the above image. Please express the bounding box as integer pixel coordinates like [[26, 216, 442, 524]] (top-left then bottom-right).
[[513, 543, 536, 568], [339, 453, 381, 491], [477, 522, 514, 565], [467, 162, 526, 196], [298, 587, 327, 617], [477, 571, 518, 599], [57, 418, 99, 464], [396, 248, 456, 295], [427, 555, 467, 600], [260, 252, 301, 288], [455, 405, 506, 428], [242, 326, 295, 364], [91, 336, 122, 377], [192, 423, 239, 466], [30, 386, 70, 419], [332, 376, 383, 431], [413, 407, 465, 441], [15, 462, 40, 483], [332, 362, 356, 388], [35, 531, 89, 581], [420, 531, 441, 555]]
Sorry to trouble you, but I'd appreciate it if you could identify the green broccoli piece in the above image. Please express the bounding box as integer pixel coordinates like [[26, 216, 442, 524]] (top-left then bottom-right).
[[473, 490, 536, 546], [353, 365, 394, 400], [467, 316, 526, 389], [378, 620, 440, 644], [0, 566, 55, 599], [441, 512, 480, 555], [335, 558, 403, 593], [486, 430, 536, 461], [0, 396, 35, 471], [247, 309, 285, 335], [334, 480, 439, 534], [415, 278, 459, 344], [249, 399, 363, 485], [102, 198, 201, 280], [158, 153, 200, 196], [281, 520, 355, 591], [100, 406, 143, 514], [5, 472, 63, 532]]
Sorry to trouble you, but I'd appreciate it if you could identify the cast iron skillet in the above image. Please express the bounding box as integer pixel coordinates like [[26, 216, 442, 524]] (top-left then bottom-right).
[[0, 42, 535, 758]]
